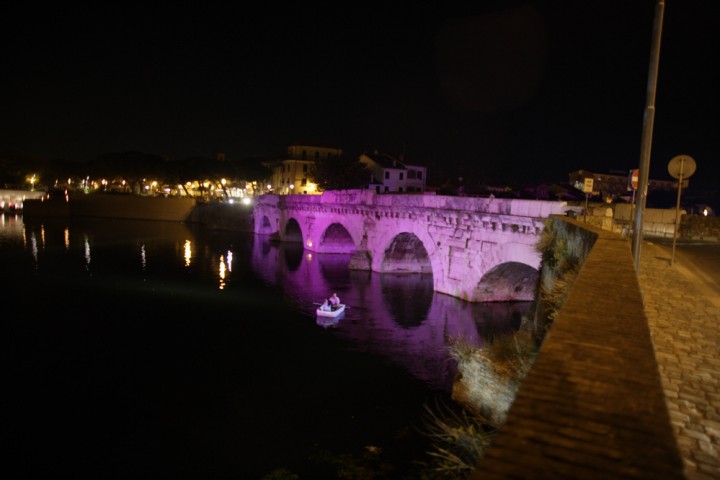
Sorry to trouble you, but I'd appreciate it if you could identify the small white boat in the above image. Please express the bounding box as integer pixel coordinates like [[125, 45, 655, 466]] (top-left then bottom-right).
[[316, 303, 346, 318]]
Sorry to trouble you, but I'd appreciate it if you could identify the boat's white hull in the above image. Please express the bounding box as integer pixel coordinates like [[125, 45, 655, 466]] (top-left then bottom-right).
[[316, 304, 345, 317]]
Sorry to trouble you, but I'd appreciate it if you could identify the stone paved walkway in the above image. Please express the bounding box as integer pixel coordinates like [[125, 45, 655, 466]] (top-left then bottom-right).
[[637, 241, 720, 480]]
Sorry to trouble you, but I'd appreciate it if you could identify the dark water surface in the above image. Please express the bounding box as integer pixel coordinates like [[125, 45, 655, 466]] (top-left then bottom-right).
[[3, 214, 530, 479]]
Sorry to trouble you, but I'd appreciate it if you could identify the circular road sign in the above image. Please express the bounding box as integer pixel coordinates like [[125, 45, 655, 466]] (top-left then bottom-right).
[[668, 155, 696, 179], [630, 169, 639, 189]]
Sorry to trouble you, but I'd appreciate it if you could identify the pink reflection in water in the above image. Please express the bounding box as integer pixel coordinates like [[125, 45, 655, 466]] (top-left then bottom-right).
[[251, 235, 531, 391]]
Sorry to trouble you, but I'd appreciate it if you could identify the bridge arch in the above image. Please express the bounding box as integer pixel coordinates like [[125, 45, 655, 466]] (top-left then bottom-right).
[[379, 232, 432, 274], [283, 217, 303, 243], [475, 262, 539, 302], [317, 222, 356, 253], [372, 228, 442, 282], [473, 242, 541, 302], [306, 217, 362, 253], [488, 241, 541, 271]]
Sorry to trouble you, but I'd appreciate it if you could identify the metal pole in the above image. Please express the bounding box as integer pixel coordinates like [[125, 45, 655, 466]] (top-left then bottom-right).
[[629, 188, 636, 238], [632, 0, 665, 272], [670, 159, 685, 266]]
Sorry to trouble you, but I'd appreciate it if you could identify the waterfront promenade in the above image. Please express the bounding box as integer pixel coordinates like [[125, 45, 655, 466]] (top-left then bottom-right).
[[637, 240, 720, 479]]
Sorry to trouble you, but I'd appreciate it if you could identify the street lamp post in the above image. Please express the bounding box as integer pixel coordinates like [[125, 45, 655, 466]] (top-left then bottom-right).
[[632, 0, 665, 272]]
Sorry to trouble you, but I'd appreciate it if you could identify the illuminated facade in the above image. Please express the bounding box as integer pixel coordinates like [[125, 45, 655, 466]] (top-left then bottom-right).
[[266, 145, 342, 195]]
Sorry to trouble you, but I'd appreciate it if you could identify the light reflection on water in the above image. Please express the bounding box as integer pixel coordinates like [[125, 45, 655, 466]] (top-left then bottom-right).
[[5, 215, 532, 392], [0, 212, 25, 245], [3, 214, 535, 477]]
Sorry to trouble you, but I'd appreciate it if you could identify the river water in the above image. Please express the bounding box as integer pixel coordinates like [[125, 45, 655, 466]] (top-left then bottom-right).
[[3, 213, 532, 478]]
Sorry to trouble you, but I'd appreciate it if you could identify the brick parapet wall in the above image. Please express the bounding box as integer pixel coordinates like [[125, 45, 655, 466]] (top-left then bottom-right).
[[470, 216, 684, 479]]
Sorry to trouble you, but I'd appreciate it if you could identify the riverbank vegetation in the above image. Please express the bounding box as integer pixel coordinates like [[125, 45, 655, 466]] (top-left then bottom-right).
[[421, 217, 587, 478]]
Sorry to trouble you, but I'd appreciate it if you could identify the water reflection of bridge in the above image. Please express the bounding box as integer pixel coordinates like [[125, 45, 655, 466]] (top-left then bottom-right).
[[250, 234, 533, 391]]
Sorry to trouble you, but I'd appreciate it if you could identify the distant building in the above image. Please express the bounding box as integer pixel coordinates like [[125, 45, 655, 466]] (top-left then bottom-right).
[[359, 151, 427, 193], [547, 183, 584, 201], [265, 145, 342, 195], [263, 146, 428, 195], [568, 169, 677, 202]]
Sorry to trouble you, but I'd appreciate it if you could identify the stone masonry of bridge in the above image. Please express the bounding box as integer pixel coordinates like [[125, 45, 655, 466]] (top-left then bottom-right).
[[252, 190, 566, 302]]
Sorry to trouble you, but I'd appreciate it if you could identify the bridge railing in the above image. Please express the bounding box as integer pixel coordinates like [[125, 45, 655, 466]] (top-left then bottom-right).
[[258, 190, 566, 217]]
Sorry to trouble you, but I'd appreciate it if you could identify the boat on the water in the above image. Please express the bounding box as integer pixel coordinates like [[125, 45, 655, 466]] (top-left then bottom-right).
[[316, 304, 345, 318]]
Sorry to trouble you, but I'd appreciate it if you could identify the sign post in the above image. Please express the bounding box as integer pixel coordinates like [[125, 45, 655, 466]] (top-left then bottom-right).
[[630, 169, 639, 190], [582, 178, 594, 222], [628, 169, 639, 236], [668, 155, 696, 266]]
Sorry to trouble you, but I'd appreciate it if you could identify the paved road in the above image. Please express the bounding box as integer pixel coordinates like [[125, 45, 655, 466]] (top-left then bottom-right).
[[648, 239, 720, 307], [636, 238, 720, 479]]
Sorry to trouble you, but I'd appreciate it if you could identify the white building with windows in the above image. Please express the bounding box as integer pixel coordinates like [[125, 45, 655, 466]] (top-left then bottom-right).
[[359, 151, 427, 193]]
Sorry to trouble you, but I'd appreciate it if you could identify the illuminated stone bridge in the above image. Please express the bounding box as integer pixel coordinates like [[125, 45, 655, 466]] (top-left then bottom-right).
[[253, 190, 566, 302]]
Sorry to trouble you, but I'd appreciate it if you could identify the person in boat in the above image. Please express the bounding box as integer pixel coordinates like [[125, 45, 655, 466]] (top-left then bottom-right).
[[329, 293, 341, 309], [320, 298, 331, 311]]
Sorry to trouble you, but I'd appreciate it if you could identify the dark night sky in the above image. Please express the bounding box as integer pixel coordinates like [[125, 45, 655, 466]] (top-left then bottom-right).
[[1, 1, 718, 189]]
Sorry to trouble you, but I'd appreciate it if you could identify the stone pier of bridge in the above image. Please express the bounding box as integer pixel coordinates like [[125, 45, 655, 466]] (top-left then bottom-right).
[[253, 190, 566, 302]]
